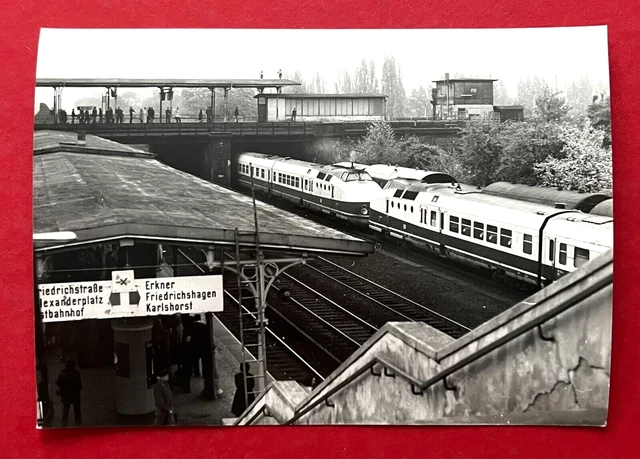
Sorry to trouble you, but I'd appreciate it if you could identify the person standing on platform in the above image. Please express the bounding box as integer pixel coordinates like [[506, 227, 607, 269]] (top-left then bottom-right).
[[190, 314, 207, 377], [231, 363, 255, 417], [278, 69, 282, 79], [92, 107, 97, 124], [129, 106, 135, 123], [234, 106, 239, 122], [291, 107, 297, 122], [149, 107, 155, 123], [260, 70, 263, 79], [177, 334, 193, 393], [140, 108, 145, 123], [153, 369, 176, 426], [84, 109, 90, 125], [56, 359, 82, 426], [206, 107, 212, 123], [165, 107, 171, 123], [198, 109, 203, 123], [174, 107, 181, 123], [98, 107, 103, 124], [71, 109, 76, 124]]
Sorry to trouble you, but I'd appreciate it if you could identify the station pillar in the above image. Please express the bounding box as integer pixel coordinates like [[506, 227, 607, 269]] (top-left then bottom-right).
[[205, 133, 232, 186], [112, 317, 155, 416]]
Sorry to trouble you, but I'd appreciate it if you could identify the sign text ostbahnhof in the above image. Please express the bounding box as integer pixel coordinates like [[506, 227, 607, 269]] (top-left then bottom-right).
[[38, 272, 223, 323]]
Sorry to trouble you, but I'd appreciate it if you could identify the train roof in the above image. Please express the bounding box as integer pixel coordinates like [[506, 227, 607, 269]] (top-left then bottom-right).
[[482, 182, 612, 213], [239, 152, 371, 180], [590, 199, 613, 217], [34, 133, 373, 256], [365, 164, 457, 184]]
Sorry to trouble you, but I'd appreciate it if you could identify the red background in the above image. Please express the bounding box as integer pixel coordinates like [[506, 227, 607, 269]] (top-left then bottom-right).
[[0, 0, 638, 457]]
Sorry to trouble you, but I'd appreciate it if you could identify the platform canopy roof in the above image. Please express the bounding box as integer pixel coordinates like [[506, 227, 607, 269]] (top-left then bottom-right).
[[33, 131, 371, 256], [36, 78, 301, 89]]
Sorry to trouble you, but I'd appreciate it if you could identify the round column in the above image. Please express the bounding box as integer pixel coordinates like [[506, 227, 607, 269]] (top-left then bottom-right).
[[112, 318, 154, 415]]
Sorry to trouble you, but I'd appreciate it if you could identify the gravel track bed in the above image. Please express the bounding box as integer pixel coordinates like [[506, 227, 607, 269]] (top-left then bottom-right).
[[293, 252, 528, 329]]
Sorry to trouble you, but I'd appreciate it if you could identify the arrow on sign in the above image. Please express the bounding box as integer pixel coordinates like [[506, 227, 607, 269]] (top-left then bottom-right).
[[109, 290, 141, 307]]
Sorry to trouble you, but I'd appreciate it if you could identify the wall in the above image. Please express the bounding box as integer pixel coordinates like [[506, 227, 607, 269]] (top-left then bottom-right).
[[240, 250, 612, 425]]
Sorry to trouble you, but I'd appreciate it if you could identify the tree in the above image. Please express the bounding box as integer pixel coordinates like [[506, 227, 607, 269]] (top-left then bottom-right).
[[335, 70, 354, 94], [407, 86, 429, 118], [495, 121, 565, 185], [534, 122, 612, 193], [587, 95, 611, 146], [355, 59, 379, 93], [309, 73, 327, 94], [515, 75, 548, 113], [493, 80, 510, 106], [398, 137, 448, 170], [455, 122, 504, 186], [351, 121, 401, 164], [381, 55, 407, 119], [533, 85, 570, 122], [565, 75, 594, 117]]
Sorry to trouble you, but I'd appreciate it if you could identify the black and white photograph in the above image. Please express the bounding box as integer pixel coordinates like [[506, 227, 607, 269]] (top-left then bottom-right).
[[33, 27, 612, 428]]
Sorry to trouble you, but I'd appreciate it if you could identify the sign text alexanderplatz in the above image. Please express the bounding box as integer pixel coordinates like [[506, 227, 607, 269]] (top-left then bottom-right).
[[38, 271, 223, 323]]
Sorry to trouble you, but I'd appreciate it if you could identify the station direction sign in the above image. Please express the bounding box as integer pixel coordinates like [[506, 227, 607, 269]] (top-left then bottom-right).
[[38, 271, 223, 323]]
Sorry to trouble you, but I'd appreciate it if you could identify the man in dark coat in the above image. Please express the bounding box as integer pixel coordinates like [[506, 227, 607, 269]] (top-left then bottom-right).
[[129, 106, 135, 123], [56, 359, 82, 426], [71, 109, 76, 124], [189, 314, 208, 377], [231, 363, 255, 417]]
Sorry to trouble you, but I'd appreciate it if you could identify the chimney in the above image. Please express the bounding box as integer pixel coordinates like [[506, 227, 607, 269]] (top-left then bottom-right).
[[445, 73, 450, 80]]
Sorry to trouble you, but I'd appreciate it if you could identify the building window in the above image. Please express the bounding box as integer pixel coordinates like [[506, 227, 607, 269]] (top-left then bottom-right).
[[449, 216, 459, 233], [574, 247, 590, 268], [523, 234, 533, 255], [500, 229, 512, 248], [473, 222, 484, 240]]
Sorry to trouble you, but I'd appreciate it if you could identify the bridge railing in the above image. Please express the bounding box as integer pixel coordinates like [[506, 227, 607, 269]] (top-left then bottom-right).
[[34, 121, 314, 136]]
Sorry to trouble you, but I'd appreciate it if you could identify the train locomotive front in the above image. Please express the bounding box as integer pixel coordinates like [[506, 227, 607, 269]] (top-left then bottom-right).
[[236, 152, 382, 226]]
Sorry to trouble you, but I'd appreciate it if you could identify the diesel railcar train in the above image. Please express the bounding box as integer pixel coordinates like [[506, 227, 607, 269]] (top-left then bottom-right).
[[235, 153, 613, 288], [236, 152, 382, 225], [369, 181, 613, 287]]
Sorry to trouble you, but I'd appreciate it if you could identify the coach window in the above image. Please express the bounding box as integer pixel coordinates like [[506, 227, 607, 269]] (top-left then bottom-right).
[[404, 204, 407, 211], [523, 234, 533, 255], [430, 211, 437, 227], [559, 243, 568, 265], [473, 222, 484, 240], [461, 219, 471, 237], [574, 247, 590, 268], [487, 225, 498, 243], [261, 169, 265, 179], [549, 239, 555, 262], [449, 216, 459, 233], [500, 229, 512, 248]]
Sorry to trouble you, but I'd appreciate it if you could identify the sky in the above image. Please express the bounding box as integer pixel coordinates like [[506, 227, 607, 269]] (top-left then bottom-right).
[[34, 27, 610, 112]]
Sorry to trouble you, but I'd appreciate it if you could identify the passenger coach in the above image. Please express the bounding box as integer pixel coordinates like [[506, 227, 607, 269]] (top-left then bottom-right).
[[236, 153, 382, 225], [369, 183, 613, 288]]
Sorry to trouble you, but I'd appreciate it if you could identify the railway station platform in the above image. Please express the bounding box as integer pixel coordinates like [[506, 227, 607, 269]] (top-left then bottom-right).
[[33, 130, 372, 428], [234, 248, 612, 426]]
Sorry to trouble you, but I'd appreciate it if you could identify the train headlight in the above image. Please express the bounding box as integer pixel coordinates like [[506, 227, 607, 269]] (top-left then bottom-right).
[[360, 205, 369, 215]]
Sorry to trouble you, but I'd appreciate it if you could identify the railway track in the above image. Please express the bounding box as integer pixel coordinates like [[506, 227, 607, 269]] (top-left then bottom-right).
[[293, 257, 472, 339]]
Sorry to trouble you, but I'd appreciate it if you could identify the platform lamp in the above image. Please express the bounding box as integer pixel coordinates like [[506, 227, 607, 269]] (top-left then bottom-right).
[[33, 231, 77, 427]]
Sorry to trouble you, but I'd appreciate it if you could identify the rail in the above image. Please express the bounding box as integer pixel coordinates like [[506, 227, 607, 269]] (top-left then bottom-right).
[[283, 259, 612, 425]]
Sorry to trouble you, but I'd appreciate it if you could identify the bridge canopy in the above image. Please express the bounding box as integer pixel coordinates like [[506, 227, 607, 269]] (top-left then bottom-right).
[[36, 78, 301, 89]]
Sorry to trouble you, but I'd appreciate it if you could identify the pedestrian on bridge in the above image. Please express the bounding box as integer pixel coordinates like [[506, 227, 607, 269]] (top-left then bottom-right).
[[291, 107, 297, 122], [84, 109, 90, 125], [198, 109, 203, 122], [92, 107, 98, 124], [71, 109, 76, 124], [140, 108, 145, 123], [174, 107, 181, 123], [129, 106, 135, 123], [99, 107, 103, 124], [234, 106, 239, 122], [165, 107, 171, 123]]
